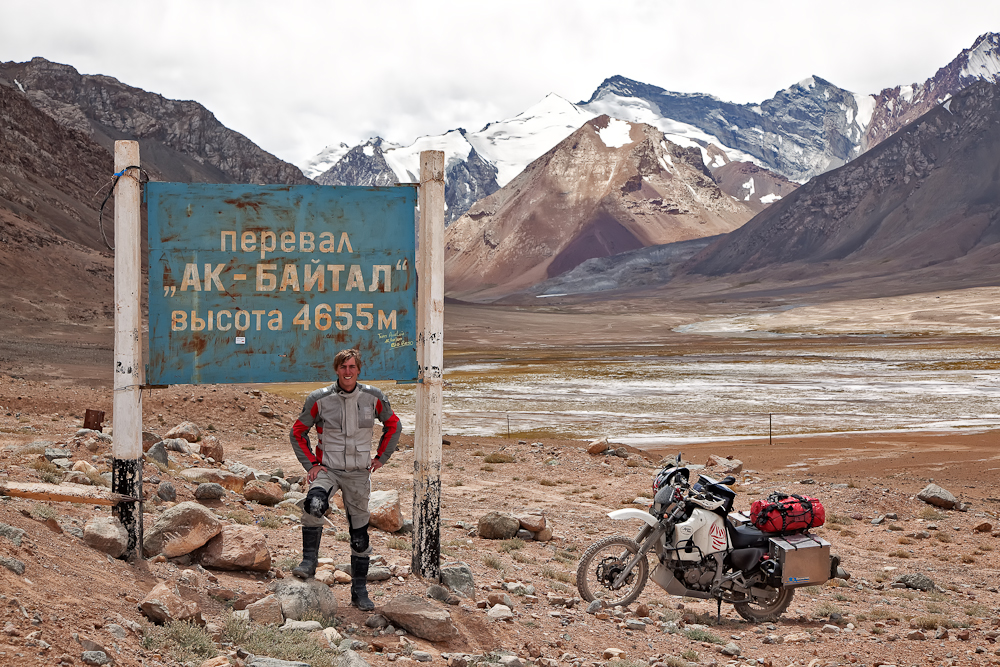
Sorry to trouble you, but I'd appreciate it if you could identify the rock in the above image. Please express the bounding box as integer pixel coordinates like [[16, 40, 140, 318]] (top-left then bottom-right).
[[197, 524, 272, 571], [247, 658, 311, 667], [412, 651, 433, 663], [165, 421, 201, 442], [0, 523, 26, 547], [478, 511, 520, 539], [200, 436, 224, 461], [64, 471, 93, 485], [974, 522, 993, 533], [271, 578, 338, 620], [368, 566, 392, 581], [0, 555, 26, 575], [783, 632, 811, 643], [244, 480, 284, 506], [705, 454, 743, 475], [44, 447, 72, 461], [906, 629, 926, 640], [258, 405, 276, 418], [142, 431, 162, 452], [179, 468, 246, 492], [516, 512, 546, 533], [719, 642, 741, 656], [146, 441, 169, 467], [365, 614, 390, 629], [917, 483, 958, 509], [821, 624, 841, 633], [333, 651, 369, 667], [194, 483, 226, 500], [624, 619, 645, 630], [334, 570, 352, 584], [515, 529, 534, 540], [81, 651, 112, 665], [895, 573, 935, 592], [382, 594, 460, 642], [199, 657, 231, 667], [247, 594, 285, 625], [603, 649, 625, 660], [587, 438, 609, 454], [586, 600, 603, 614], [83, 516, 128, 558], [157, 482, 177, 502], [143, 501, 222, 558], [487, 604, 513, 621], [139, 581, 203, 625], [369, 489, 404, 532], [72, 460, 98, 475], [280, 619, 323, 632], [440, 562, 475, 598], [321, 626, 343, 647], [487, 592, 514, 608], [534, 523, 554, 541], [427, 585, 460, 605], [226, 461, 260, 481], [498, 656, 522, 667], [162, 437, 192, 453]]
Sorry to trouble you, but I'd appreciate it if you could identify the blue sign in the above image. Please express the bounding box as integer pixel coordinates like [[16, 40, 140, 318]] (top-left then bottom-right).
[[147, 183, 417, 385]]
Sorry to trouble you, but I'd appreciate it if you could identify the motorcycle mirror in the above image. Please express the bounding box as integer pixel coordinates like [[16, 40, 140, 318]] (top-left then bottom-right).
[[720, 476, 736, 485]]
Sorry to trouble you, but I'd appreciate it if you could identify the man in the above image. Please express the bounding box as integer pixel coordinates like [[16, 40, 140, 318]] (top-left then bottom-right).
[[289, 348, 401, 610]]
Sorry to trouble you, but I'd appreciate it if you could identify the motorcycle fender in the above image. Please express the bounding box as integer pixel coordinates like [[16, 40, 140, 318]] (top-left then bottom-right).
[[607, 508, 658, 528]]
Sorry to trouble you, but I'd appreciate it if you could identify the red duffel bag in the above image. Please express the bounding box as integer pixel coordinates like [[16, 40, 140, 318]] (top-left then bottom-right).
[[750, 492, 825, 534]]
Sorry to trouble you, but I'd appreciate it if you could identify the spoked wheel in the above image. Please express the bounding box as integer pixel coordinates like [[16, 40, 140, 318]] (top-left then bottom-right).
[[733, 584, 794, 622], [576, 535, 649, 607]]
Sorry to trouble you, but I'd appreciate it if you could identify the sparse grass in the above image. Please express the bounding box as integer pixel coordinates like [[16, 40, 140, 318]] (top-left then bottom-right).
[[86, 470, 110, 487], [925, 603, 945, 614], [30, 459, 62, 484], [839, 529, 856, 538], [16, 443, 47, 457], [826, 514, 854, 526], [539, 479, 558, 487], [257, 515, 282, 529], [277, 555, 300, 570], [498, 538, 525, 553], [222, 612, 336, 666], [965, 604, 990, 617], [960, 554, 976, 564], [683, 628, 724, 644], [911, 615, 968, 630], [920, 507, 944, 520], [887, 589, 916, 601], [814, 602, 843, 617], [832, 592, 850, 602], [241, 445, 256, 451], [935, 532, 953, 543], [29, 503, 58, 521], [897, 537, 915, 544], [449, 480, 465, 487], [680, 649, 699, 662], [541, 566, 574, 584], [867, 607, 904, 621], [483, 554, 504, 570], [226, 510, 253, 525], [480, 465, 495, 472], [483, 451, 515, 464], [887, 524, 903, 531], [871, 626, 886, 635], [471, 450, 485, 457], [804, 586, 823, 594], [888, 549, 912, 558], [387, 537, 410, 551], [142, 620, 217, 663], [334, 532, 350, 542], [511, 551, 534, 564]]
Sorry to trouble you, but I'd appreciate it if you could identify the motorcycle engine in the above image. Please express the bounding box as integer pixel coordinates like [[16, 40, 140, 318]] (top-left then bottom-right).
[[676, 559, 716, 591]]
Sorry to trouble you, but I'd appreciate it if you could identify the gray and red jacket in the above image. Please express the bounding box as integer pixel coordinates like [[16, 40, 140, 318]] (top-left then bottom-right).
[[290, 382, 401, 472]]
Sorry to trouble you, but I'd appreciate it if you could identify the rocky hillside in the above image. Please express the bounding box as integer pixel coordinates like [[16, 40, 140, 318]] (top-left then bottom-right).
[[444, 117, 756, 300], [684, 81, 1000, 284], [0, 57, 311, 186]]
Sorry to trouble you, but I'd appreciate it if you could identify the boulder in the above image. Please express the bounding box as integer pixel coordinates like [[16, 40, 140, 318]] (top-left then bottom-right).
[[247, 594, 284, 625], [143, 501, 222, 558], [180, 468, 245, 492], [369, 489, 404, 532], [141, 431, 162, 452], [535, 521, 554, 541], [197, 525, 271, 571], [64, 471, 93, 485], [244, 480, 284, 506], [477, 511, 520, 540], [194, 483, 226, 500], [226, 461, 260, 482], [586, 438, 609, 455], [199, 436, 224, 462], [917, 484, 958, 509], [72, 460, 98, 475], [271, 578, 338, 621], [44, 447, 72, 462], [487, 604, 513, 621], [83, 516, 128, 559], [382, 594, 459, 642], [157, 482, 177, 502], [162, 438, 193, 453], [146, 441, 169, 467], [895, 573, 936, 592], [516, 512, 546, 533], [139, 581, 203, 625], [705, 455, 743, 476], [165, 421, 201, 443], [440, 562, 475, 598]]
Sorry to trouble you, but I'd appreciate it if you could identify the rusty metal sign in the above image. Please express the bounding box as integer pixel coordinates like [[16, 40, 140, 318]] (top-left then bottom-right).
[[146, 183, 417, 385]]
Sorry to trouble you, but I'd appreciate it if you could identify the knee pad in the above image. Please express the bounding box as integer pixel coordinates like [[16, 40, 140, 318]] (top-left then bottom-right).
[[304, 487, 330, 518], [349, 523, 370, 555]]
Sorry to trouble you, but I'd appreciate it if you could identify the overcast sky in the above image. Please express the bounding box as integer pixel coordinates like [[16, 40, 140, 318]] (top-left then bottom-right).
[[3, 1, 998, 168]]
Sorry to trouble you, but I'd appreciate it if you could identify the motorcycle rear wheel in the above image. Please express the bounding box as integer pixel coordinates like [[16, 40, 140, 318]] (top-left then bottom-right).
[[733, 585, 794, 622], [576, 535, 649, 607]]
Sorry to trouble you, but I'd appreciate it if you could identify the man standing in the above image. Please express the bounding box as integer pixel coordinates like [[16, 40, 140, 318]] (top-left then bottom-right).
[[289, 348, 401, 610]]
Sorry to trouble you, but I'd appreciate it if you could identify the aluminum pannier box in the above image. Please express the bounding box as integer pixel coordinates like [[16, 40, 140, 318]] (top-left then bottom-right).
[[769, 533, 831, 587]]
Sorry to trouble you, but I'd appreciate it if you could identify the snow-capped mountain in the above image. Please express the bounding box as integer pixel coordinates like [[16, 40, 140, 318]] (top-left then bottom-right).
[[305, 32, 1000, 224]]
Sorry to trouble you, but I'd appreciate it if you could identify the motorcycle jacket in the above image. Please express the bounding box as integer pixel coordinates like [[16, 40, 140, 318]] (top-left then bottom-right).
[[290, 382, 401, 472]]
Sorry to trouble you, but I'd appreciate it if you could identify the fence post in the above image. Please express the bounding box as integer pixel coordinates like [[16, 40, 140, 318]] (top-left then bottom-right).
[[112, 141, 143, 560], [412, 150, 444, 579]]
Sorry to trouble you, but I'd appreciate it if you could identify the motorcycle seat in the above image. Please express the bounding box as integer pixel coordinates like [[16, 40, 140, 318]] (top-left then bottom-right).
[[729, 524, 774, 549]]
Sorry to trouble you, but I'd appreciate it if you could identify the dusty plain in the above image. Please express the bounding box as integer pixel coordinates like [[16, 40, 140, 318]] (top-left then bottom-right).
[[1, 287, 999, 667]]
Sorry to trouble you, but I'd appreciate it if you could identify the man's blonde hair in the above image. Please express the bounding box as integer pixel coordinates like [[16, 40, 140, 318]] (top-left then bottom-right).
[[333, 348, 362, 372]]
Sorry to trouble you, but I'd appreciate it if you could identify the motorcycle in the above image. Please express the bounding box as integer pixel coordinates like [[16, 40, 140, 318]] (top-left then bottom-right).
[[576, 454, 849, 622]]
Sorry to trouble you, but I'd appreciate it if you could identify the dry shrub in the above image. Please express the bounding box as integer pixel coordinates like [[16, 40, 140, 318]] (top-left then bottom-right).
[[888, 549, 912, 558], [484, 451, 515, 464], [897, 537, 915, 545]]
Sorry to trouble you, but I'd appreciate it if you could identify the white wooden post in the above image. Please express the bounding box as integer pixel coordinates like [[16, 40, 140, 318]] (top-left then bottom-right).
[[112, 141, 143, 560], [413, 150, 444, 579]]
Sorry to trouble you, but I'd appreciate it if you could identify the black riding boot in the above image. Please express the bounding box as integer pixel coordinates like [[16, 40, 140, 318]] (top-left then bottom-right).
[[292, 526, 322, 579], [350, 555, 375, 610]]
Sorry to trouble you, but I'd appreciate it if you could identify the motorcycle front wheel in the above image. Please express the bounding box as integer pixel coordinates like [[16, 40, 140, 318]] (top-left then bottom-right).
[[576, 535, 649, 607], [733, 585, 794, 622]]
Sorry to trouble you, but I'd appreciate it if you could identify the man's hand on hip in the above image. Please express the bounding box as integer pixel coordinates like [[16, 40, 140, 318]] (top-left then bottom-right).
[[307, 464, 326, 483], [369, 459, 383, 473]]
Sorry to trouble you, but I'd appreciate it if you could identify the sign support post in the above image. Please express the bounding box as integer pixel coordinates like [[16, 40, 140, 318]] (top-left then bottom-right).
[[112, 141, 143, 560], [413, 151, 444, 579]]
